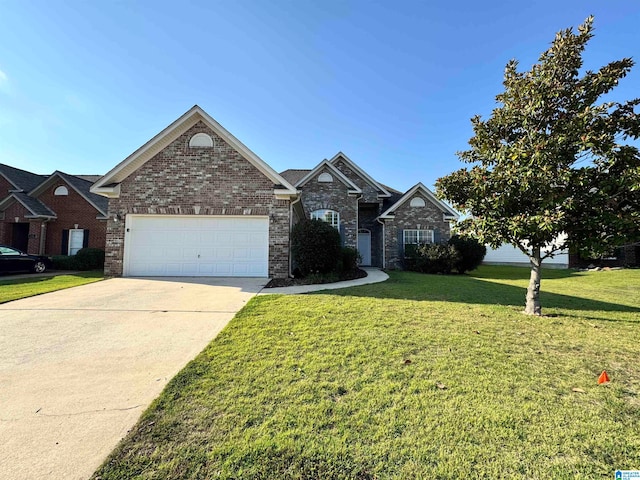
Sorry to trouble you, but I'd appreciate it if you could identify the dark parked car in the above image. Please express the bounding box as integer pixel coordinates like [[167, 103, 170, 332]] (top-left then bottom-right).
[[0, 245, 52, 274]]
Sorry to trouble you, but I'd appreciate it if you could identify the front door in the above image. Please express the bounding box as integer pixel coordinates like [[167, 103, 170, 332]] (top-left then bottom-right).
[[11, 223, 29, 251], [357, 230, 371, 266]]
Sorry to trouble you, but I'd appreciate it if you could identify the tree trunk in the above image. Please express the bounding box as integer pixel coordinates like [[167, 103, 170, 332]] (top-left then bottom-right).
[[525, 248, 542, 315]]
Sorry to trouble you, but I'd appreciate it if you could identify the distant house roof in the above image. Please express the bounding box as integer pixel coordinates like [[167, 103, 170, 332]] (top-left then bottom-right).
[[0, 164, 47, 192], [29, 171, 109, 217], [279, 169, 311, 186], [74, 175, 102, 182]]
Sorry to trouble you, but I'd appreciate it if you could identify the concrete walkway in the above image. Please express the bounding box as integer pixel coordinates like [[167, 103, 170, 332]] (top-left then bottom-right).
[[260, 267, 388, 295], [0, 276, 266, 480]]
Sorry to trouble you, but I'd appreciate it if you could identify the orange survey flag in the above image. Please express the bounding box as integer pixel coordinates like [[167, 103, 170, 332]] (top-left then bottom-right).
[[597, 370, 610, 384]]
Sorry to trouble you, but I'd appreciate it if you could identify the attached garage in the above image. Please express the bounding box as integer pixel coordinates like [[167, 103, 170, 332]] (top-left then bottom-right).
[[124, 215, 269, 277]]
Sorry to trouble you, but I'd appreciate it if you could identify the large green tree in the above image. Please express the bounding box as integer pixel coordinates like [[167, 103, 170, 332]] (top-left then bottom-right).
[[436, 17, 640, 315]]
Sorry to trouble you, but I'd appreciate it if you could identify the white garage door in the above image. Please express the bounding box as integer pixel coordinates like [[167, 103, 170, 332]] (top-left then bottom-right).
[[124, 215, 269, 277]]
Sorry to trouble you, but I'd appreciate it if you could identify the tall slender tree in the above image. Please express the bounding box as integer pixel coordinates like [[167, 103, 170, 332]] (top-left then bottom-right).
[[436, 17, 640, 315]]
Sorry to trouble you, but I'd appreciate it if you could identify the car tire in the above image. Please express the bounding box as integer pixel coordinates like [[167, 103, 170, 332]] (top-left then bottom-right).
[[33, 261, 47, 274]]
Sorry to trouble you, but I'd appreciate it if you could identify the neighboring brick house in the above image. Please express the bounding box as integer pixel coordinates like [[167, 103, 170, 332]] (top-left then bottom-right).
[[0, 164, 108, 256], [90, 105, 457, 278]]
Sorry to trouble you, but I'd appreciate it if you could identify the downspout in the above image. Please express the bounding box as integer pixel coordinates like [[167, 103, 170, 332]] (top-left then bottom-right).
[[289, 194, 302, 278], [377, 217, 385, 269], [355, 193, 362, 248]]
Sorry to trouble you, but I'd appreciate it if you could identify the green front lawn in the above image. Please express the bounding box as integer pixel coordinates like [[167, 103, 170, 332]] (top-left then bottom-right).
[[94, 266, 640, 479], [0, 271, 103, 303]]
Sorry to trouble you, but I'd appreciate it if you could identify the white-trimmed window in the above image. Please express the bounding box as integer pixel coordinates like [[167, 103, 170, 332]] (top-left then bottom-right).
[[189, 133, 214, 148], [68, 229, 85, 255], [311, 209, 339, 229], [410, 197, 425, 207], [54, 186, 68, 196], [403, 229, 434, 246], [318, 172, 333, 183]]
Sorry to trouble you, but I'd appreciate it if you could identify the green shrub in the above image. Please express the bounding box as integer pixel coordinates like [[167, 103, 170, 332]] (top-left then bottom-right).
[[291, 219, 341, 276], [52, 255, 79, 271], [405, 243, 460, 274], [448, 235, 487, 273], [339, 247, 360, 273], [75, 248, 105, 270], [52, 248, 105, 271]]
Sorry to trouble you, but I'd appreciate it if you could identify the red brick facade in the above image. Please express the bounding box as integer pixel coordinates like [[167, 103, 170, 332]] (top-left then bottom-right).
[[0, 177, 106, 255], [38, 180, 107, 255]]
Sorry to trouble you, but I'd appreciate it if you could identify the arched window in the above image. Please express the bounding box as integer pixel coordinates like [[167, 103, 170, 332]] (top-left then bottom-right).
[[410, 197, 425, 207], [318, 172, 333, 183], [189, 133, 214, 148], [54, 186, 68, 196], [311, 209, 339, 229]]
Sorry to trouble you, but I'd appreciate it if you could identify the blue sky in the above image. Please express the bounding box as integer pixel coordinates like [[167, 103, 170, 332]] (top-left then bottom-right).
[[1, 1, 638, 192]]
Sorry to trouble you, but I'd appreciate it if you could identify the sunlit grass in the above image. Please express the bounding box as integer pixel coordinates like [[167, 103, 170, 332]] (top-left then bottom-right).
[[0, 271, 103, 303], [94, 266, 640, 479]]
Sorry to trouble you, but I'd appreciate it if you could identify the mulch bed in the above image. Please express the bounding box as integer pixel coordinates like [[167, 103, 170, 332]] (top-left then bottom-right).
[[264, 268, 368, 288]]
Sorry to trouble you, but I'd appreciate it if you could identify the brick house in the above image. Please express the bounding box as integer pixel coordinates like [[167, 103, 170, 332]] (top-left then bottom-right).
[[0, 164, 108, 255], [91, 106, 458, 278]]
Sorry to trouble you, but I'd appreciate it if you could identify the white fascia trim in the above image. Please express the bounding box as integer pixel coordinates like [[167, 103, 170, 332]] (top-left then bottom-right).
[[328, 151, 391, 197], [378, 183, 460, 219], [91, 184, 121, 198], [275, 190, 300, 200], [91, 105, 297, 196], [295, 160, 362, 193], [25, 215, 57, 220]]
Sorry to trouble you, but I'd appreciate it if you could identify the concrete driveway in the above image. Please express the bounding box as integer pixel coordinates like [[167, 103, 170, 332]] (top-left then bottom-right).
[[0, 276, 266, 480]]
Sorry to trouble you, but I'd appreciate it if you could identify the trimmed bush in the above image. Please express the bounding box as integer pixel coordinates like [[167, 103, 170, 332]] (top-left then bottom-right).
[[52, 248, 105, 271], [52, 255, 80, 271], [405, 243, 461, 274], [291, 219, 341, 276], [75, 248, 105, 270], [448, 235, 486, 273], [339, 247, 360, 273]]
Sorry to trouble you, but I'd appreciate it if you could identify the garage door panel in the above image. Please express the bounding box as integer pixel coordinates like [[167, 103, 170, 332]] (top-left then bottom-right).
[[125, 216, 268, 277]]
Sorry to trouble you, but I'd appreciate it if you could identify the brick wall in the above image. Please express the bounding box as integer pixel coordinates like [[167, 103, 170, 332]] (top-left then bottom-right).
[[333, 158, 380, 202], [383, 193, 452, 269], [37, 180, 107, 255], [0, 177, 15, 197], [0, 202, 30, 249], [104, 121, 291, 278], [299, 165, 358, 248]]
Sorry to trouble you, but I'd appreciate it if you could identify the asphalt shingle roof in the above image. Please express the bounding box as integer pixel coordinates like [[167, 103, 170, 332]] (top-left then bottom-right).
[[12, 192, 56, 217], [0, 164, 47, 192], [279, 169, 311, 186]]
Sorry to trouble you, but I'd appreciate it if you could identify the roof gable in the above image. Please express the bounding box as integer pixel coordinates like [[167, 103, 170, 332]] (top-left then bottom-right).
[[379, 182, 459, 220], [91, 105, 297, 198], [29, 171, 108, 218], [329, 152, 391, 198], [0, 192, 56, 218], [294, 160, 362, 193]]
